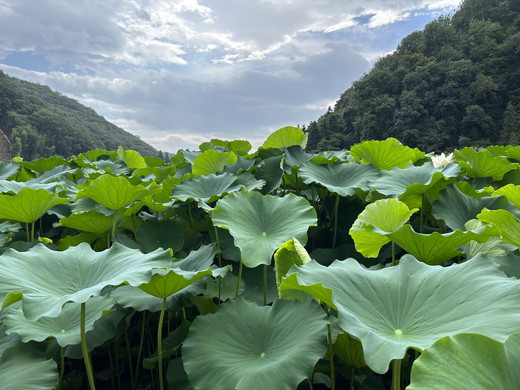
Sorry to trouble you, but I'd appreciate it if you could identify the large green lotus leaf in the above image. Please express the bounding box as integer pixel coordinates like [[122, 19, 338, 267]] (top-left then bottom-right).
[[454, 147, 518, 179], [281, 255, 520, 374], [493, 184, 520, 208], [117, 146, 147, 169], [139, 245, 225, 298], [29, 164, 77, 185], [350, 138, 425, 170], [349, 199, 419, 258], [462, 219, 514, 259], [432, 183, 518, 230], [283, 145, 313, 173], [408, 332, 520, 390], [241, 264, 279, 305], [211, 191, 317, 267], [0, 180, 57, 194], [0, 348, 58, 390], [58, 210, 119, 234], [3, 296, 114, 347], [386, 224, 495, 265], [0, 242, 172, 320], [182, 298, 328, 390], [506, 146, 520, 162], [478, 209, 520, 247], [368, 162, 460, 199], [191, 150, 237, 176], [199, 139, 252, 156], [298, 161, 378, 196], [19, 156, 69, 174], [334, 332, 366, 369], [138, 266, 227, 299], [252, 155, 283, 194], [172, 244, 216, 271], [260, 126, 308, 150], [0, 163, 20, 180], [69, 197, 113, 215], [112, 280, 205, 312], [76, 174, 149, 210], [274, 238, 311, 296], [171, 172, 264, 209], [0, 188, 68, 223], [135, 220, 184, 253]]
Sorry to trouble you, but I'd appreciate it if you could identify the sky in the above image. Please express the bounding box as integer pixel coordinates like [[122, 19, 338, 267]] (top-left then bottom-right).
[[0, 0, 460, 152]]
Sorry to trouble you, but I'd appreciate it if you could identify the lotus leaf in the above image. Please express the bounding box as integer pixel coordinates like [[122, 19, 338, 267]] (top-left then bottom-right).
[[454, 147, 518, 179], [298, 161, 378, 196], [19, 156, 69, 174], [253, 155, 283, 194], [432, 183, 519, 230], [199, 139, 252, 156], [76, 174, 149, 210], [274, 238, 311, 295], [0, 180, 57, 194], [386, 224, 495, 265], [58, 210, 119, 234], [182, 298, 328, 390], [3, 296, 115, 347], [260, 126, 308, 149], [135, 220, 184, 253], [0, 163, 20, 180], [191, 150, 237, 176], [478, 208, 520, 247], [0, 348, 58, 390], [280, 255, 520, 374], [368, 162, 460, 200], [349, 199, 418, 258], [113, 281, 205, 312], [283, 145, 312, 172], [211, 191, 317, 267], [139, 266, 227, 299], [0, 242, 172, 320], [117, 147, 147, 169], [0, 188, 68, 223], [408, 332, 520, 390], [350, 138, 424, 170], [492, 184, 520, 208], [171, 172, 264, 209]]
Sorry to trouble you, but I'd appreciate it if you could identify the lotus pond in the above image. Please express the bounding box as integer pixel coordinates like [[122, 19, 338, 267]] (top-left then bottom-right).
[[0, 126, 520, 390]]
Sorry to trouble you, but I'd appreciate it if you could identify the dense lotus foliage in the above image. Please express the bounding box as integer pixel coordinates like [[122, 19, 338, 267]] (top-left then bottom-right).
[[0, 127, 520, 389]]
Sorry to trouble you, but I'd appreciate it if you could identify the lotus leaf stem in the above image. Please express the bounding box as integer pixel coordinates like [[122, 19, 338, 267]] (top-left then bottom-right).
[[392, 359, 401, 390], [123, 325, 136, 390], [214, 226, 222, 302], [80, 302, 96, 390], [235, 260, 243, 298], [57, 347, 65, 390], [134, 312, 146, 385], [333, 194, 340, 248], [157, 298, 167, 390]]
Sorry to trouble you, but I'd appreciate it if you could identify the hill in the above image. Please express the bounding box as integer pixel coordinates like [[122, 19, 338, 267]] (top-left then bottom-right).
[[0, 70, 158, 160], [306, 0, 520, 153]]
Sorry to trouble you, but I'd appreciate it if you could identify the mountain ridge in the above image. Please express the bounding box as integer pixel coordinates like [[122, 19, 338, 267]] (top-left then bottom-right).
[[0, 70, 158, 160], [306, 0, 520, 152]]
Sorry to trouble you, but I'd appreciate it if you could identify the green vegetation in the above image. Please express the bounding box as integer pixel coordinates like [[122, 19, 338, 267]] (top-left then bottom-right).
[[0, 70, 158, 159], [0, 127, 519, 389], [306, 0, 520, 152]]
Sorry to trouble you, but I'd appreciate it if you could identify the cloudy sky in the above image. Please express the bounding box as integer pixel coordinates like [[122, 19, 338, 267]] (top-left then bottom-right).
[[0, 0, 459, 152]]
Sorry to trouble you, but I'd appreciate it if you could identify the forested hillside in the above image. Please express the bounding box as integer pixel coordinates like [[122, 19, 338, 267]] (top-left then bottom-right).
[[306, 0, 520, 152], [0, 70, 158, 159]]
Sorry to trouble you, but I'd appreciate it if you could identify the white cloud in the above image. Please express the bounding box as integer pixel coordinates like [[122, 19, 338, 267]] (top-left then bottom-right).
[[0, 0, 459, 152]]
